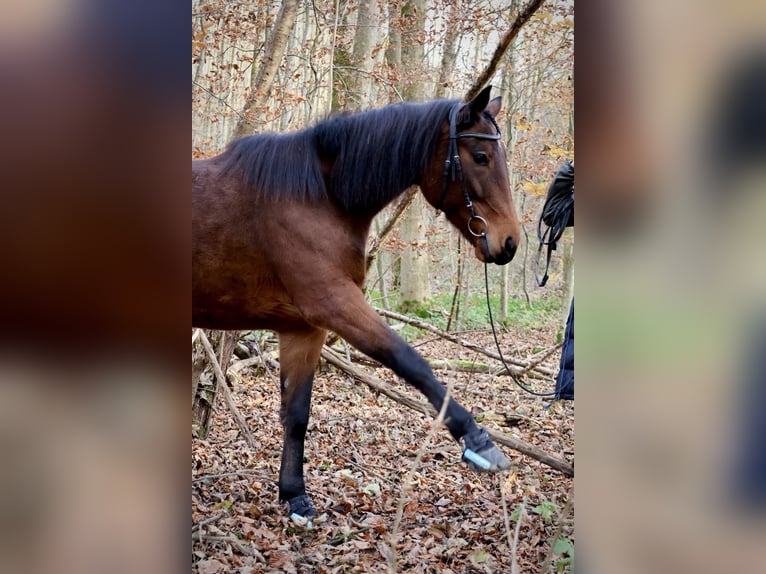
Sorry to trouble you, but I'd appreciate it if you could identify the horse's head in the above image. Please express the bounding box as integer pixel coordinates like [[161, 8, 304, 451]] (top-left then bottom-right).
[[423, 86, 521, 265]]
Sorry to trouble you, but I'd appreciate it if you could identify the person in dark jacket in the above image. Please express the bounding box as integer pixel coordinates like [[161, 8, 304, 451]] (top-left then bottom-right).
[[538, 161, 574, 400]]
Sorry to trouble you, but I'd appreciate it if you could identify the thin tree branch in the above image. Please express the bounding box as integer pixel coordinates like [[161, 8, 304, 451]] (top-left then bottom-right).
[[191, 509, 229, 533], [234, 0, 301, 138], [335, 66, 405, 102], [193, 79, 249, 123], [465, 0, 548, 101]]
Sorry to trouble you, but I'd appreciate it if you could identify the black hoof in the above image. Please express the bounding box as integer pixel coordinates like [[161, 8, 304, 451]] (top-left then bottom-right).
[[462, 428, 512, 472], [286, 494, 318, 528]]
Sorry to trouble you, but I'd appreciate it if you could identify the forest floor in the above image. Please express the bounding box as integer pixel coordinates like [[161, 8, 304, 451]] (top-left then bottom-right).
[[192, 322, 574, 574]]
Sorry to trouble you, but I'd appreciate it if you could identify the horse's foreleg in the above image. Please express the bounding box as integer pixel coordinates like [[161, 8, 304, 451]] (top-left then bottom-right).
[[277, 327, 327, 525], [300, 288, 510, 472]]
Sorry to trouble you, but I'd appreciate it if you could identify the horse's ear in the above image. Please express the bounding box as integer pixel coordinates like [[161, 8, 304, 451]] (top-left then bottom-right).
[[486, 96, 502, 118], [457, 85, 494, 126]]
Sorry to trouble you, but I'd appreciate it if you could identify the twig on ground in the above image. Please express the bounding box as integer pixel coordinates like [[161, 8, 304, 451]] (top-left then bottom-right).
[[192, 509, 229, 533], [229, 348, 279, 375], [193, 533, 255, 556], [511, 497, 527, 574], [326, 526, 372, 546], [192, 469, 274, 484]]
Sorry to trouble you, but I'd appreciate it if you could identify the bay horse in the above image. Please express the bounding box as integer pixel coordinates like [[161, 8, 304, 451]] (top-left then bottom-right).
[[192, 86, 521, 524]]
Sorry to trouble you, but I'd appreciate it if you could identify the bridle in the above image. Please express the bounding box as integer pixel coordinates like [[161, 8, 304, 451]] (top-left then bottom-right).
[[437, 102, 560, 399], [436, 103, 502, 259]]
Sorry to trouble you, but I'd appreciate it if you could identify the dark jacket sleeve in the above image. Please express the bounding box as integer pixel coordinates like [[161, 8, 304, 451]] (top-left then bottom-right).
[[542, 160, 574, 227]]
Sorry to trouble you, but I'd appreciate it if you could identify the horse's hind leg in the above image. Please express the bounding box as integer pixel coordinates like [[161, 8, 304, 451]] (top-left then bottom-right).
[[277, 327, 327, 525]]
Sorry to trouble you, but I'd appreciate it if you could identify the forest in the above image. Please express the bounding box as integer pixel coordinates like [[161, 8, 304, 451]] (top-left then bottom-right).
[[192, 0, 574, 572]]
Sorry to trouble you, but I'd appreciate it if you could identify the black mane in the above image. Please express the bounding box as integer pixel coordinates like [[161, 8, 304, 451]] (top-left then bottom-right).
[[220, 99, 456, 214]]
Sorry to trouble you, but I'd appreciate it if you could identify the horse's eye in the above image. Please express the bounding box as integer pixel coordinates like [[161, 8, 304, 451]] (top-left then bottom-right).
[[472, 152, 489, 166]]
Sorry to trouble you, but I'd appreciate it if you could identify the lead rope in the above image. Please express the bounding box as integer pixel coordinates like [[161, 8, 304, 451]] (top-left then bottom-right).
[[483, 263, 557, 397]]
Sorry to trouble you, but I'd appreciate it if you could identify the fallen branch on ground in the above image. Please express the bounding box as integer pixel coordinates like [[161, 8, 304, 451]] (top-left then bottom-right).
[[193, 533, 255, 556], [320, 347, 573, 477], [192, 509, 229, 533], [229, 349, 279, 374], [326, 526, 372, 546], [374, 307, 558, 377], [344, 347, 553, 380]]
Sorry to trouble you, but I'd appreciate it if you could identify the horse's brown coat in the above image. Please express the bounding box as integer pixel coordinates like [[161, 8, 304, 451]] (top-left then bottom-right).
[[192, 87, 520, 518]]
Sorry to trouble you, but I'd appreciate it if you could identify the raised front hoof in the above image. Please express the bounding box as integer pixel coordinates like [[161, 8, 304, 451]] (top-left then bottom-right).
[[285, 495, 322, 529], [462, 429, 512, 472]]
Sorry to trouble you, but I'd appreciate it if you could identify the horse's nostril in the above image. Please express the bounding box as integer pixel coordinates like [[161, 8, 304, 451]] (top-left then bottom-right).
[[505, 237, 517, 259]]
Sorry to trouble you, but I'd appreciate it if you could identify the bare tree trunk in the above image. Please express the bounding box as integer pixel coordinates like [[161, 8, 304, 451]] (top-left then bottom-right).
[[366, 186, 418, 272], [438, 1, 465, 324], [400, 0, 426, 102], [349, 0, 380, 107], [435, 1, 461, 99], [520, 193, 533, 308], [218, 331, 239, 375], [375, 241, 390, 310], [398, 0, 430, 308], [385, 0, 402, 90], [233, 0, 300, 139], [498, 63, 515, 321], [327, 0, 343, 113], [400, 196, 431, 306], [447, 236, 467, 331], [500, 263, 509, 322]]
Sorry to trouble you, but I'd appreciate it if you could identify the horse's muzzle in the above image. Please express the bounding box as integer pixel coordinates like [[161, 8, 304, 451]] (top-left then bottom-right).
[[488, 236, 517, 266]]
